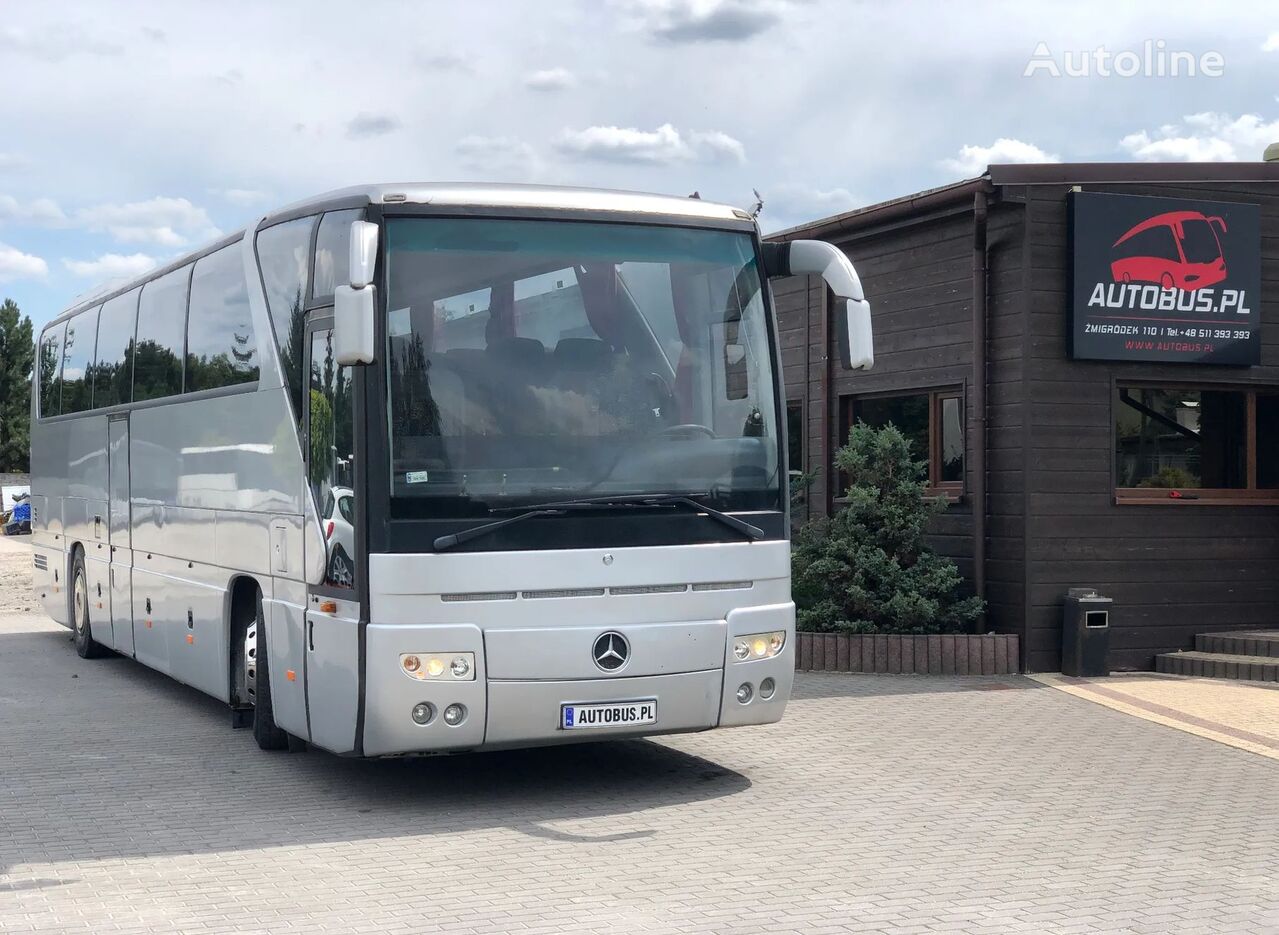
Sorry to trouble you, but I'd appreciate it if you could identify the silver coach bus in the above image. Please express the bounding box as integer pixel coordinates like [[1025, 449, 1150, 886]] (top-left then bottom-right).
[[30, 184, 872, 756]]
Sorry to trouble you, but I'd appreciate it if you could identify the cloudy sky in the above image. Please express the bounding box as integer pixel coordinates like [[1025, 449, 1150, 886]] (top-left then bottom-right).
[[2, 0, 1277, 329]]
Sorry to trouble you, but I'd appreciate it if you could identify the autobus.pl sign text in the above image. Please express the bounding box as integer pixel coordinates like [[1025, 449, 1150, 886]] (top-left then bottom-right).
[[1024, 41, 1224, 78]]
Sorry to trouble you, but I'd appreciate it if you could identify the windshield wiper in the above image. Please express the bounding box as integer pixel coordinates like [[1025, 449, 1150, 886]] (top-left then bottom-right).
[[434, 494, 765, 551]]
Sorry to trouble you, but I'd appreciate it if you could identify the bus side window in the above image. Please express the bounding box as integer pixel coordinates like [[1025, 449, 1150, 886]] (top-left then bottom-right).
[[309, 328, 357, 589], [187, 241, 259, 392], [257, 216, 317, 428], [135, 265, 191, 402], [38, 324, 66, 417], [60, 306, 101, 414], [312, 209, 363, 304]]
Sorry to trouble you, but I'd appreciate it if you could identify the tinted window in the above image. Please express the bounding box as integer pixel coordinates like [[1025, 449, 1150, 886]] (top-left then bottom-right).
[[309, 328, 357, 589], [857, 394, 930, 468], [1115, 387, 1247, 489], [940, 395, 964, 483], [60, 306, 100, 414], [92, 288, 140, 408], [257, 217, 315, 422], [312, 209, 362, 301], [187, 242, 258, 391], [134, 266, 190, 401], [38, 324, 66, 417]]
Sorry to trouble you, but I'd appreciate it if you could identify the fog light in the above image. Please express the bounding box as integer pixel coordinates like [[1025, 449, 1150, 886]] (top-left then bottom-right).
[[411, 702, 434, 725], [733, 639, 750, 660], [402, 654, 421, 673], [443, 703, 466, 726], [760, 677, 776, 700], [426, 657, 446, 677], [736, 683, 753, 704], [450, 656, 471, 678]]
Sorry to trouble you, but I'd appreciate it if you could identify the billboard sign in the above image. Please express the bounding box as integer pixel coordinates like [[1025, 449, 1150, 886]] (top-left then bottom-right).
[[1068, 192, 1261, 365]]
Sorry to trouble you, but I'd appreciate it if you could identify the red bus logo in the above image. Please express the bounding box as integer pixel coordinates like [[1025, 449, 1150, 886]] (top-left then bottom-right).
[[1110, 210, 1228, 292]]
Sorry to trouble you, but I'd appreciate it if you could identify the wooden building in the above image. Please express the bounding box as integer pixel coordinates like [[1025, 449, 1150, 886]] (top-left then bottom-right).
[[771, 162, 1279, 672]]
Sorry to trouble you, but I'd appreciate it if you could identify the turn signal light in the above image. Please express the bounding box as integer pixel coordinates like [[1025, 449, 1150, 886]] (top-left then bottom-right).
[[400, 652, 476, 681], [732, 631, 786, 662]]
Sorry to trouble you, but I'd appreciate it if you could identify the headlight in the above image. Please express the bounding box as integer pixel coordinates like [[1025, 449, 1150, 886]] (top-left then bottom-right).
[[732, 631, 786, 662], [400, 652, 476, 681]]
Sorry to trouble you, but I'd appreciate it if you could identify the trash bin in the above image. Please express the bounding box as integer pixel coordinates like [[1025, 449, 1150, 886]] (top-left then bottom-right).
[[1062, 588, 1111, 677]]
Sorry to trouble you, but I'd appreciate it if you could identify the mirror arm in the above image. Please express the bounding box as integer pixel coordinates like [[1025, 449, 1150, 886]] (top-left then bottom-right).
[[764, 239, 873, 371]]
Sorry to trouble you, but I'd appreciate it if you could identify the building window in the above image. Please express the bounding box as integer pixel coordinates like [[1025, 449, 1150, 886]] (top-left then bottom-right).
[[839, 389, 964, 497], [786, 399, 804, 473], [1115, 385, 1279, 502]]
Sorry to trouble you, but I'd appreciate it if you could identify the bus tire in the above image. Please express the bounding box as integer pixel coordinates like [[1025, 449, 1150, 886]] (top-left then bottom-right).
[[251, 591, 289, 751], [71, 550, 109, 659]]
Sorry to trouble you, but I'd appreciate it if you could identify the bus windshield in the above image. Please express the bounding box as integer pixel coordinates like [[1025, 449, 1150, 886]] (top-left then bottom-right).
[[383, 217, 781, 515]]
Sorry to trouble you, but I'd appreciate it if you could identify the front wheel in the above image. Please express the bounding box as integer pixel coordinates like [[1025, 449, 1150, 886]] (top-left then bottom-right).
[[71, 552, 109, 659], [250, 591, 290, 751]]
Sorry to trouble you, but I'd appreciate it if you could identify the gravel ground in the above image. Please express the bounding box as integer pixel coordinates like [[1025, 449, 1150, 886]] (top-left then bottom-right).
[[0, 534, 36, 613]]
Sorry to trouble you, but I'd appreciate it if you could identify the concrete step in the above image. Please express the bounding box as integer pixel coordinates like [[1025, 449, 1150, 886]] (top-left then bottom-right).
[[1155, 650, 1279, 682], [1194, 630, 1279, 659]]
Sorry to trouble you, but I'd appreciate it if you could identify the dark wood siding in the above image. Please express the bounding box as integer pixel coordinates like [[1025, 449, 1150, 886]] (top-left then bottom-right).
[[773, 208, 988, 611], [1022, 180, 1279, 672]]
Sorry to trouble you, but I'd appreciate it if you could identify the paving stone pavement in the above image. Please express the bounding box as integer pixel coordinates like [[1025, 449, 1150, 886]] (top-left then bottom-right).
[[3, 611, 1279, 934]]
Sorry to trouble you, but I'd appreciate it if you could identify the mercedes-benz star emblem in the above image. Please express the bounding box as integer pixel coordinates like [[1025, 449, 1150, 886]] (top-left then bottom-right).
[[592, 631, 629, 672]]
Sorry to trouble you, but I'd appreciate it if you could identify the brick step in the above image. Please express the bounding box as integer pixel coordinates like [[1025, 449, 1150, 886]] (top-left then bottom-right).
[[1155, 650, 1279, 682], [1194, 630, 1279, 659]]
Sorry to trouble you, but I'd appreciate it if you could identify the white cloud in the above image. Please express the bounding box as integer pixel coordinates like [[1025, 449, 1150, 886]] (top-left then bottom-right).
[[74, 196, 219, 247], [213, 188, 271, 206], [1120, 112, 1279, 162], [346, 113, 400, 139], [941, 138, 1060, 175], [1263, 32, 1279, 52], [0, 24, 123, 60], [618, 0, 797, 43], [525, 67, 575, 91], [556, 123, 746, 164], [0, 153, 29, 172], [0, 243, 48, 282], [455, 136, 538, 173], [0, 194, 67, 224], [62, 253, 158, 280]]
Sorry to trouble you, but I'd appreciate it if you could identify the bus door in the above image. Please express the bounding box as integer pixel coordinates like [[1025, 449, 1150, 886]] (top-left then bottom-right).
[[302, 319, 361, 754], [107, 414, 134, 656]]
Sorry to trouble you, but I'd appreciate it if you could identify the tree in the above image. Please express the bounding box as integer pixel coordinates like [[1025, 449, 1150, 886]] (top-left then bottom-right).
[[0, 298, 34, 472], [791, 422, 984, 634]]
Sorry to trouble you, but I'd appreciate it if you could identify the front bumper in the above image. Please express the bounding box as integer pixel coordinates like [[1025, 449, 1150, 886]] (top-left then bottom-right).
[[360, 605, 794, 756]]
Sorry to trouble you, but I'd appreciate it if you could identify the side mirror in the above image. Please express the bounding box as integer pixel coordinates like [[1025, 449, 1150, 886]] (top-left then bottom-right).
[[334, 220, 379, 365], [762, 240, 873, 370]]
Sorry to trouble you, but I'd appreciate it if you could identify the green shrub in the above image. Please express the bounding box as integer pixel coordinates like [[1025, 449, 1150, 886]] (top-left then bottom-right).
[[791, 422, 984, 634]]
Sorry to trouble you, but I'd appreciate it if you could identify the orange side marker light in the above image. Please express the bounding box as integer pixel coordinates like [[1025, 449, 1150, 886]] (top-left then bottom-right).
[[319, 600, 337, 613], [186, 634, 194, 644], [286, 669, 296, 682]]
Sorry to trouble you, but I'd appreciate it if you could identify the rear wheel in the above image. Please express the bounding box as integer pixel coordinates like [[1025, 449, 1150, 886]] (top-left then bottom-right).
[[71, 552, 108, 659], [249, 591, 289, 751]]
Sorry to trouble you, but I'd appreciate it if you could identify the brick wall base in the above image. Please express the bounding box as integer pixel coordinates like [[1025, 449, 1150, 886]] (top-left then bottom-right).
[[795, 632, 1020, 675]]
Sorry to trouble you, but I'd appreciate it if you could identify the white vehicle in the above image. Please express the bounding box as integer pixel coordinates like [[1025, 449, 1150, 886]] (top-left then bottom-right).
[[322, 485, 356, 587], [29, 184, 871, 756]]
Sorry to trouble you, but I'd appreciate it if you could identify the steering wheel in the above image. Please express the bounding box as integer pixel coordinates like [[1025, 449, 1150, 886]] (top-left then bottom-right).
[[657, 423, 716, 439]]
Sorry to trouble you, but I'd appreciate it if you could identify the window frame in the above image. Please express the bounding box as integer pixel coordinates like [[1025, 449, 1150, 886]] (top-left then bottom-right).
[[1114, 381, 1279, 506], [838, 387, 966, 502]]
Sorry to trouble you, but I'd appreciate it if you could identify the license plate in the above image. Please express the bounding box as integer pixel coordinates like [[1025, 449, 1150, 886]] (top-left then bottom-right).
[[561, 700, 657, 730]]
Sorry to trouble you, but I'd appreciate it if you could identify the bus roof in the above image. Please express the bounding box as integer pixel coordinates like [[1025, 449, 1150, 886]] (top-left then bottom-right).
[[265, 182, 750, 226], [49, 183, 751, 327]]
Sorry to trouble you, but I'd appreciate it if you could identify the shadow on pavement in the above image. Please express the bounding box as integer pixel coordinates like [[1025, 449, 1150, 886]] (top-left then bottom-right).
[[0, 624, 750, 879]]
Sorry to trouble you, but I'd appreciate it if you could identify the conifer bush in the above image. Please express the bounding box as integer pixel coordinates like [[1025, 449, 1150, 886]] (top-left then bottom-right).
[[791, 422, 984, 634]]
